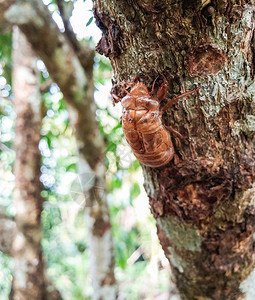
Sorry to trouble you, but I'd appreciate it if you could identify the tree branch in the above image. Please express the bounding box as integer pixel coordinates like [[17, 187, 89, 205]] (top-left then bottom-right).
[[0, 0, 14, 33], [55, 0, 95, 71], [2, 0, 102, 167]]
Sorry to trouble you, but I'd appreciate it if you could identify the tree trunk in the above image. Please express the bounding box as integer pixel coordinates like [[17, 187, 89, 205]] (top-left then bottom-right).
[[93, 1, 255, 299], [12, 27, 63, 300], [0, 209, 63, 300], [12, 27, 45, 300]]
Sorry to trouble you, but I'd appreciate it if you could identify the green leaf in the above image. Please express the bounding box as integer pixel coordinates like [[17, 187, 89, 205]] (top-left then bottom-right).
[[86, 17, 93, 27], [108, 176, 122, 192], [66, 163, 77, 172], [130, 183, 140, 199]]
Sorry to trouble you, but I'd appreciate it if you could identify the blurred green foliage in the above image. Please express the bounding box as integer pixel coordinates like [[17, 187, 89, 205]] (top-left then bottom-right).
[[0, 33, 12, 85], [0, 1, 170, 299]]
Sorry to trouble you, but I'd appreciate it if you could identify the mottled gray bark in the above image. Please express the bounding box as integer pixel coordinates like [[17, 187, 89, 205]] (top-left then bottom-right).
[[92, 0, 255, 299], [12, 27, 45, 300], [1, 1, 117, 299]]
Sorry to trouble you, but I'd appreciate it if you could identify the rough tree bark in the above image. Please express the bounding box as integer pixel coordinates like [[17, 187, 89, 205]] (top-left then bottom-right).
[[92, 0, 255, 299], [1, 1, 117, 299]]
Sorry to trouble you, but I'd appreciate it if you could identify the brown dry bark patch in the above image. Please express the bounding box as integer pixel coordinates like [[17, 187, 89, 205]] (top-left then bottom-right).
[[94, 8, 124, 58], [149, 161, 233, 223], [101, 270, 116, 286], [136, 0, 166, 14], [204, 209, 255, 263], [158, 208, 255, 300], [93, 218, 111, 237], [185, 44, 226, 77]]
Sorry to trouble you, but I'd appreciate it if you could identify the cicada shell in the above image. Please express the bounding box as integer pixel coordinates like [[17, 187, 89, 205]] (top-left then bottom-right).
[[111, 77, 200, 167]]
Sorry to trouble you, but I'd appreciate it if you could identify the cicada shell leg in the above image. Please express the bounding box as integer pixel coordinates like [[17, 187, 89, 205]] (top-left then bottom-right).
[[161, 85, 201, 113], [149, 75, 168, 102], [111, 91, 122, 106], [164, 125, 184, 139], [149, 75, 159, 96], [132, 76, 140, 83], [156, 76, 169, 102]]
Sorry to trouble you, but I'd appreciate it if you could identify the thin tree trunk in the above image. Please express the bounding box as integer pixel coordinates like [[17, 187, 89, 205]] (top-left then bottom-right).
[[12, 27, 45, 300], [0, 208, 63, 300], [0, 209, 15, 256], [1, 2, 117, 299], [93, 1, 255, 299]]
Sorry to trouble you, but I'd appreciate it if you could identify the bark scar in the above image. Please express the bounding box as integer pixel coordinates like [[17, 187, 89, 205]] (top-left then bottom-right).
[[185, 44, 226, 77]]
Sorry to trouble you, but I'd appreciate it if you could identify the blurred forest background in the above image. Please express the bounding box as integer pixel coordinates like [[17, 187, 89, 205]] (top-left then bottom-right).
[[0, 0, 174, 299]]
